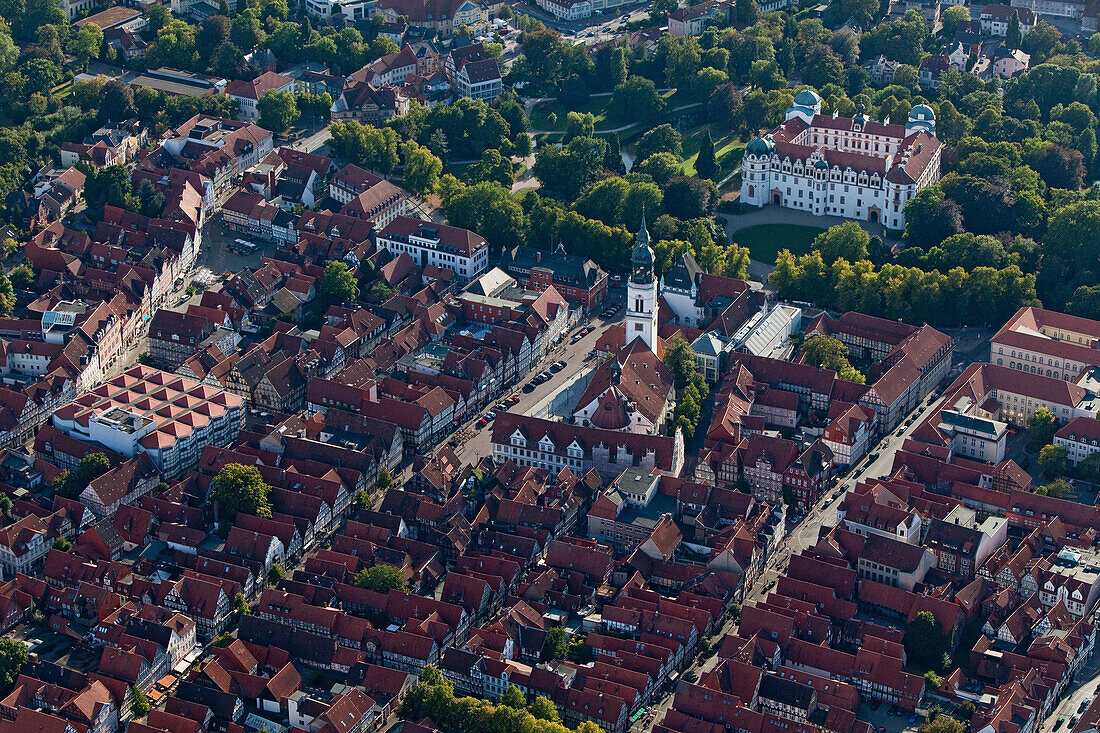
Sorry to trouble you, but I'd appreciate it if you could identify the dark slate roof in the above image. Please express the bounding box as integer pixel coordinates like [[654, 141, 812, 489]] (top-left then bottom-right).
[[502, 247, 606, 291]]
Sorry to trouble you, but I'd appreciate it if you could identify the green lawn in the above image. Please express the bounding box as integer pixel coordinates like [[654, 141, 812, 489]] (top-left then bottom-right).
[[680, 124, 744, 178], [530, 96, 613, 132], [731, 224, 826, 265]]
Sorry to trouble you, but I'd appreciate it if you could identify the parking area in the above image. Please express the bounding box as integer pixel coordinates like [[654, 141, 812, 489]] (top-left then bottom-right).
[[857, 701, 923, 733]]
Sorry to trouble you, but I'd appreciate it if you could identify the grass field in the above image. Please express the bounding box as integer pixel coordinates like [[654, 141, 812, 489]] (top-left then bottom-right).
[[530, 96, 613, 132], [529, 90, 682, 133], [730, 224, 825, 265], [680, 125, 744, 178]]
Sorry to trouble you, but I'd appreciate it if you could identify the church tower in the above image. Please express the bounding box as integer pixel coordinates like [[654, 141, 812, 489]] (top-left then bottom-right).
[[625, 212, 659, 353]]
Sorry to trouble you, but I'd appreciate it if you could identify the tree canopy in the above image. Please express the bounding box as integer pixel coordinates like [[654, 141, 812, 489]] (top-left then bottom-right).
[[211, 463, 272, 520]]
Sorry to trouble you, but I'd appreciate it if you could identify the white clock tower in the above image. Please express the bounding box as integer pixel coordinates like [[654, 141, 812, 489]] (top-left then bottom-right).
[[625, 213, 659, 353]]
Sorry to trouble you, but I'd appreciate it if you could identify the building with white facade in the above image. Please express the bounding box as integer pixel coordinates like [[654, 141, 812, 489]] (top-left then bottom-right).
[[226, 72, 295, 123], [536, 0, 593, 18], [624, 216, 659, 354], [376, 216, 489, 282], [741, 89, 943, 230], [1009, 0, 1084, 19], [980, 4, 1036, 35], [446, 44, 503, 102], [51, 365, 245, 479], [1055, 416, 1100, 467], [991, 307, 1100, 381]]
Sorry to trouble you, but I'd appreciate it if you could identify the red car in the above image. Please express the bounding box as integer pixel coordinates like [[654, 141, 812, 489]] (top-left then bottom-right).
[[477, 417, 488, 428]]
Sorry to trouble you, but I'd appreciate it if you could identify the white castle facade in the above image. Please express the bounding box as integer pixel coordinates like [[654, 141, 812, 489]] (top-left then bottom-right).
[[741, 89, 943, 231]]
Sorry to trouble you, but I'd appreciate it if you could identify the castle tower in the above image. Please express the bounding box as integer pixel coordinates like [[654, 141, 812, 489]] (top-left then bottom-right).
[[625, 212, 659, 353]]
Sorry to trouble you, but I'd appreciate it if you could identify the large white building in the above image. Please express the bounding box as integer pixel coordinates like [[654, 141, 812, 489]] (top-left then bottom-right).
[[52, 365, 245, 479], [376, 216, 489, 282], [741, 89, 942, 231]]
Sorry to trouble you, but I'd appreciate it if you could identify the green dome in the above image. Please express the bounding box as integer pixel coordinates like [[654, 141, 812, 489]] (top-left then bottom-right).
[[794, 89, 821, 107], [814, 159, 829, 169], [909, 103, 935, 121], [746, 135, 775, 157]]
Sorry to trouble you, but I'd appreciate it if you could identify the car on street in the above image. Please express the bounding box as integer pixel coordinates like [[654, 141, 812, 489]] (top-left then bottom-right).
[[477, 417, 488, 428], [1072, 718, 1079, 728], [1056, 718, 1066, 730], [523, 383, 536, 393], [509, 394, 521, 404]]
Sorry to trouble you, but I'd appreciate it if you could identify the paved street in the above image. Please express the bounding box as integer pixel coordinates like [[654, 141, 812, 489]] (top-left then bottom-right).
[[452, 304, 623, 465], [638, 387, 948, 732], [1042, 653, 1100, 733]]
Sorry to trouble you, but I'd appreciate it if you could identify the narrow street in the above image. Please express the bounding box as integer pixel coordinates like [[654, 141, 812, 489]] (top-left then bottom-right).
[[638, 387, 949, 731]]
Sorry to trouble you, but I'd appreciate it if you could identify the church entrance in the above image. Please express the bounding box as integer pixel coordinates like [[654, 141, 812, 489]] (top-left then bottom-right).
[[772, 192, 782, 205]]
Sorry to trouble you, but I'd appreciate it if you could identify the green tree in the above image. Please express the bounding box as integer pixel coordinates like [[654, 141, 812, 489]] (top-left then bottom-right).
[[528, 696, 559, 723], [737, 0, 761, 25], [1027, 408, 1057, 453], [267, 562, 286, 585], [564, 111, 595, 142], [322, 260, 360, 302], [634, 152, 682, 186], [610, 75, 664, 122], [0, 639, 26, 695], [53, 536, 72, 552], [919, 716, 964, 733], [924, 670, 943, 690], [257, 90, 300, 133], [695, 128, 718, 181], [211, 463, 273, 520], [468, 148, 514, 187], [442, 180, 527, 250], [72, 453, 111, 494], [1039, 444, 1068, 477], [0, 495, 12, 518], [812, 221, 870, 263], [650, 0, 677, 21], [233, 592, 251, 616], [1036, 478, 1073, 497], [940, 6, 970, 36], [500, 686, 526, 709], [1006, 12, 1023, 49], [71, 23, 103, 69], [354, 563, 409, 593], [130, 686, 150, 718], [401, 141, 442, 196], [1068, 285, 1100, 320], [904, 611, 950, 672], [663, 176, 717, 219], [541, 626, 569, 660]]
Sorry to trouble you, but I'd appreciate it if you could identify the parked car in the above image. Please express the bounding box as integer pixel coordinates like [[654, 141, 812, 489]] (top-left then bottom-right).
[[1055, 718, 1065, 730], [509, 395, 521, 404], [477, 417, 488, 428], [523, 383, 535, 393]]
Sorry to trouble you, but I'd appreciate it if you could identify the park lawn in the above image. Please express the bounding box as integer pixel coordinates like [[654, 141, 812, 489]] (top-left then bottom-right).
[[530, 96, 612, 132], [731, 224, 825, 265], [680, 125, 744, 178]]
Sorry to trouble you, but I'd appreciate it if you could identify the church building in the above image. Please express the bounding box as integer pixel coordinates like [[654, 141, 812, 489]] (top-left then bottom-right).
[[740, 89, 942, 230]]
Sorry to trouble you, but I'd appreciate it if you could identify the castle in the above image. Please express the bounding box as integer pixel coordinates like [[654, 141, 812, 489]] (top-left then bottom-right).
[[741, 89, 942, 231]]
